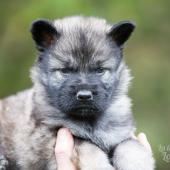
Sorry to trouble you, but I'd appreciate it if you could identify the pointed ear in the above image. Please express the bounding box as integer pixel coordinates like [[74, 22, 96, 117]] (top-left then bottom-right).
[[107, 21, 136, 46], [30, 19, 59, 51]]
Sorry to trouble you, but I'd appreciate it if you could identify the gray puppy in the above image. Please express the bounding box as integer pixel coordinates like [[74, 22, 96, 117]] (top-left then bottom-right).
[[0, 16, 154, 170]]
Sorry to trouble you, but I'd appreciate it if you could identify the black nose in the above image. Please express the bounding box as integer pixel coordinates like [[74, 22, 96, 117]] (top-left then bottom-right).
[[76, 90, 93, 101]]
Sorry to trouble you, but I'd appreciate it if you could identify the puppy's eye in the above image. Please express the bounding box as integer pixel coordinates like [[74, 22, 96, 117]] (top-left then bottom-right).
[[50, 68, 72, 74], [96, 68, 106, 75], [50, 67, 76, 75], [60, 68, 71, 74]]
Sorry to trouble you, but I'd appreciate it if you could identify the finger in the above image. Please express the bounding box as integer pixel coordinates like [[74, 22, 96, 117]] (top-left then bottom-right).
[[56, 153, 76, 170], [55, 128, 76, 170], [55, 128, 74, 158], [130, 132, 137, 140], [137, 133, 152, 152]]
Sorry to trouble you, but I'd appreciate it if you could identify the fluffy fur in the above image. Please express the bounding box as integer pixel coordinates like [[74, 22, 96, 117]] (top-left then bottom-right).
[[0, 16, 154, 170]]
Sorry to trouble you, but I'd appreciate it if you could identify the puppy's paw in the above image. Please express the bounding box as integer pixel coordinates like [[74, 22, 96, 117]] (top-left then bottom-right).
[[75, 141, 114, 170], [0, 155, 8, 170], [112, 139, 155, 170]]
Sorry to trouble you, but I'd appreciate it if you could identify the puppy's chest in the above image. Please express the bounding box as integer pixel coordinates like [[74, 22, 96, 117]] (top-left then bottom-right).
[[65, 119, 131, 153], [14, 126, 57, 170]]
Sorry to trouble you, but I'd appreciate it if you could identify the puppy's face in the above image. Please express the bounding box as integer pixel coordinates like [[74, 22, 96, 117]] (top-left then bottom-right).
[[31, 17, 135, 119], [47, 67, 112, 118]]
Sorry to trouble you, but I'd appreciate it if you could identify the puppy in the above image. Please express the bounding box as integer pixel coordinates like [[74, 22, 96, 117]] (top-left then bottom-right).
[[0, 16, 154, 170]]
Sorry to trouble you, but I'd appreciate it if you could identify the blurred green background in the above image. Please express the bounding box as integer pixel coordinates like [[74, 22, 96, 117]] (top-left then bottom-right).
[[0, 0, 169, 169]]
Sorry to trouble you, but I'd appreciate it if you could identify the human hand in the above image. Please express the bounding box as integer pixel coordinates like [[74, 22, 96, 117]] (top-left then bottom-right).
[[133, 132, 152, 153], [55, 128, 76, 170], [54, 129, 152, 170]]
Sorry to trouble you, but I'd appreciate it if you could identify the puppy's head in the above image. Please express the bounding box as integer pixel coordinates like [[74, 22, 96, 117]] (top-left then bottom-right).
[[30, 16, 135, 119]]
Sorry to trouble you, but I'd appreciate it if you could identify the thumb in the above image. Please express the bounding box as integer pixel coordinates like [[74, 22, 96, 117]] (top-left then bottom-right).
[[137, 133, 152, 153], [55, 128, 76, 170]]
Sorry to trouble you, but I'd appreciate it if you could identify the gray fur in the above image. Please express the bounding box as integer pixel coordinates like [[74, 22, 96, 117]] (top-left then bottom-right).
[[0, 16, 154, 170]]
